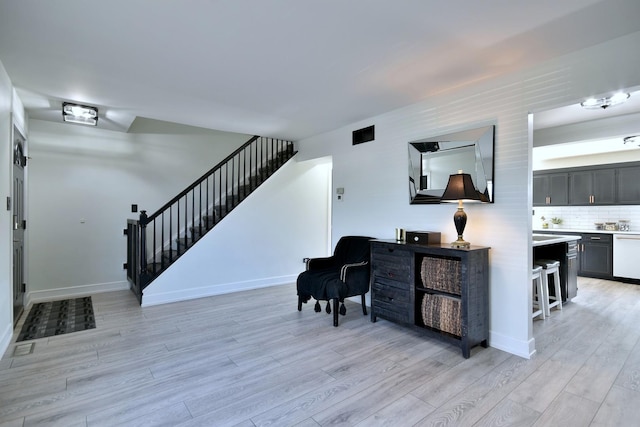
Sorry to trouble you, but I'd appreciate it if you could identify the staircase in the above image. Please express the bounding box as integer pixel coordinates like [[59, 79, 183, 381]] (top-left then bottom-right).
[[125, 135, 296, 304]]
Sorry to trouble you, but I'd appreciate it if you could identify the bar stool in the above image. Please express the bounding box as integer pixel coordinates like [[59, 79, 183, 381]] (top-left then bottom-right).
[[535, 259, 562, 316], [532, 265, 546, 320]]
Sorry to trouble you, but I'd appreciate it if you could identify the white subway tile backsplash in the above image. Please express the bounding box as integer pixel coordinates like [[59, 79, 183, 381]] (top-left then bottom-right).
[[534, 205, 640, 231]]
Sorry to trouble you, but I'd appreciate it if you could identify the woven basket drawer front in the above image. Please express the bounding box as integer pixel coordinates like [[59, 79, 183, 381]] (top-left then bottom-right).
[[421, 293, 461, 337], [421, 257, 461, 295]]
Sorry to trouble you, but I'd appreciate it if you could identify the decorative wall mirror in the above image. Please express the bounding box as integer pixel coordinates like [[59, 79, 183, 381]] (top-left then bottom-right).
[[408, 125, 495, 204]]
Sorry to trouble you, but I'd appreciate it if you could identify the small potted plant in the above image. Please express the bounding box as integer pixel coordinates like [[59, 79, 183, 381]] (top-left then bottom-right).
[[540, 216, 548, 229], [551, 217, 562, 228]]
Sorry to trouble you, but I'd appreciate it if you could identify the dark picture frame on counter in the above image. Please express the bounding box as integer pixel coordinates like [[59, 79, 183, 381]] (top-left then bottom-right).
[[408, 125, 495, 204]]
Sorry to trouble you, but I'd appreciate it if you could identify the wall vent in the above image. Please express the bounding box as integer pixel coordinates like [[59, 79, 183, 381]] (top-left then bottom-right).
[[353, 125, 375, 145]]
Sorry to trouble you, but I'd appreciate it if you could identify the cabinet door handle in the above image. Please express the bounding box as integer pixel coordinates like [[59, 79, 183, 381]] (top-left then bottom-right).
[[546, 196, 550, 205], [590, 237, 601, 240]]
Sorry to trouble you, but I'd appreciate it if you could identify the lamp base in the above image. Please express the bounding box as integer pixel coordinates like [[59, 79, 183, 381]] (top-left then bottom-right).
[[450, 237, 470, 249]]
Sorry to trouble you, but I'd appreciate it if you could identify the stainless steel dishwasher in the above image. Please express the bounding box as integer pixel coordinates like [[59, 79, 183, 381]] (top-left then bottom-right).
[[613, 233, 640, 279]]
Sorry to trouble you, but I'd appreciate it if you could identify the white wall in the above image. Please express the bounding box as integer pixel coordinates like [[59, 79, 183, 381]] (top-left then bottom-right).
[[26, 119, 251, 302], [297, 31, 640, 358], [143, 157, 332, 305]]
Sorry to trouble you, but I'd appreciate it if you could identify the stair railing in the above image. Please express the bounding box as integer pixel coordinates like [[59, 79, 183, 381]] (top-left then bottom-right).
[[125, 135, 295, 302]]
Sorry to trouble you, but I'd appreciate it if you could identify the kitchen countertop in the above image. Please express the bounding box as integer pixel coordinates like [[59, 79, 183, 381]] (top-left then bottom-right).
[[533, 228, 640, 235], [532, 233, 581, 247]]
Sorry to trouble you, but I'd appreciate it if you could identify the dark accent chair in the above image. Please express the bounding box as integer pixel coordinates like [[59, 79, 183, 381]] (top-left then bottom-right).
[[297, 236, 374, 326]]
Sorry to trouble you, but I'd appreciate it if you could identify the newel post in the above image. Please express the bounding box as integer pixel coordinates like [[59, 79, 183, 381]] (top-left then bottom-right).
[[139, 210, 148, 278]]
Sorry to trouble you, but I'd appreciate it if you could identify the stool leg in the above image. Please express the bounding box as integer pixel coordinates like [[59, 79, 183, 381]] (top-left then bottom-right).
[[540, 273, 551, 317], [532, 273, 545, 320], [549, 269, 562, 312]]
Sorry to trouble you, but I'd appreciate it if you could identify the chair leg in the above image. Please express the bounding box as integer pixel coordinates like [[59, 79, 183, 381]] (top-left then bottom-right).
[[333, 298, 339, 327], [297, 296, 302, 311], [361, 294, 367, 315]]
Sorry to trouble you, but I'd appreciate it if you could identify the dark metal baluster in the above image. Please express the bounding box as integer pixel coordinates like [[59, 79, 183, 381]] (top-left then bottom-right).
[[160, 211, 165, 269], [198, 182, 202, 237], [191, 188, 195, 243], [169, 206, 173, 263], [252, 138, 256, 189], [176, 200, 180, 256], [270, 137, 274, 172], [152, 218, 156, 272], [184, 195, 188, 249], [213, 170, 217, 225]]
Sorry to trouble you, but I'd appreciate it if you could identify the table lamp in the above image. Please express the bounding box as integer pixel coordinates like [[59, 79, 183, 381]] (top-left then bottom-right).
[[440, 170, 482, 248]]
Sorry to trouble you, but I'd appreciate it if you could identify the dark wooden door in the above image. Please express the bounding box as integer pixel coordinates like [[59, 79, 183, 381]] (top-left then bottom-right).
[[12, 126, 26, 325]]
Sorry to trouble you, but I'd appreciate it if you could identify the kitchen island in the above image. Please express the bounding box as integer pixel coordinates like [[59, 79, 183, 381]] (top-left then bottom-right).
[[533, 234, 581, 302]]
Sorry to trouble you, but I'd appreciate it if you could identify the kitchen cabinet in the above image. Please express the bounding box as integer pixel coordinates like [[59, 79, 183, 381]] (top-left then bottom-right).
[[534, 162, 640, 206], [533, 173, 568, 206], [578, 233, 613, 279], [617, 165, 640, 204], [569, 169, 616, 205]]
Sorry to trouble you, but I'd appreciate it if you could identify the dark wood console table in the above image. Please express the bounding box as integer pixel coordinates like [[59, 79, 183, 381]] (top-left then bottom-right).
[[370, 240, 490, 358]]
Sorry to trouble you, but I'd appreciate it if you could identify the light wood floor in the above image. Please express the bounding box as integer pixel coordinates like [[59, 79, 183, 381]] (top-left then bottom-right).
[[1, 277, 639, 427]]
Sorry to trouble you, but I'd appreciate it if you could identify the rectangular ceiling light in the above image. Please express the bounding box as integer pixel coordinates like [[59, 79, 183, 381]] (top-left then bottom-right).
[[62, 102, 98, 126]]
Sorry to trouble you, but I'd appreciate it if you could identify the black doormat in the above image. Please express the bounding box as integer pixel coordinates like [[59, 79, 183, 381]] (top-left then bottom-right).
[[17, 297, 96, 342]]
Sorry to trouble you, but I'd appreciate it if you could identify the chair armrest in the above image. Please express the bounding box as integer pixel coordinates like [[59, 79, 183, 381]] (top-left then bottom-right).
[[307, 256, 337, 271], [340, 261, 369, 282]]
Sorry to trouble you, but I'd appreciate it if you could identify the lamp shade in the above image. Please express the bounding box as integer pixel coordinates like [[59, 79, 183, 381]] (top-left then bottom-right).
[[440, 172, 481, 202]]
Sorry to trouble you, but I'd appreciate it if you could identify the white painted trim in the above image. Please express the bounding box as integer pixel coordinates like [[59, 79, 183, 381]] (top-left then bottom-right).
[[141, 275, 297, 307], [0, 321, 13, 359], [26, 281, 129, 305], [489, 330, 534, 359]]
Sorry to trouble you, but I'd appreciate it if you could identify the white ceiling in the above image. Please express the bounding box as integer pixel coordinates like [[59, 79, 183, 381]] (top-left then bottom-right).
[[1, 0, 640, 140]]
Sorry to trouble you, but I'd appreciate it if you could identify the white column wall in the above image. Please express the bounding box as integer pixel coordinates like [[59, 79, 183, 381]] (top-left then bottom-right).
[[297, 31, 640, 358]]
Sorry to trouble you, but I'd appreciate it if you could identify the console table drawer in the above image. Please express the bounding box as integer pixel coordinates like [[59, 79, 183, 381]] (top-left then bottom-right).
[[372, 244, 412, 263], [372, 247, 411, 280], [372, 278, 411, 322]]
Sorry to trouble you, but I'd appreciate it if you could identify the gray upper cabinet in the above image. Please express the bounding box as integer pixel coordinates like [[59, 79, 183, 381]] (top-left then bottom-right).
[[534, 162, 640, 206], [533, 173, 568, 206], [568, 169, 615, 205], [617, 165, 640, 204]]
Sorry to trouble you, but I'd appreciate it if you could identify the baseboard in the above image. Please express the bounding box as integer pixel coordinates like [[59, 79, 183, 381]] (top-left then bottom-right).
[[489, 330, 533, 359], [141, 275, 297, 307], [26, 280, 129, 306], [0, 321, 13, 359]]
